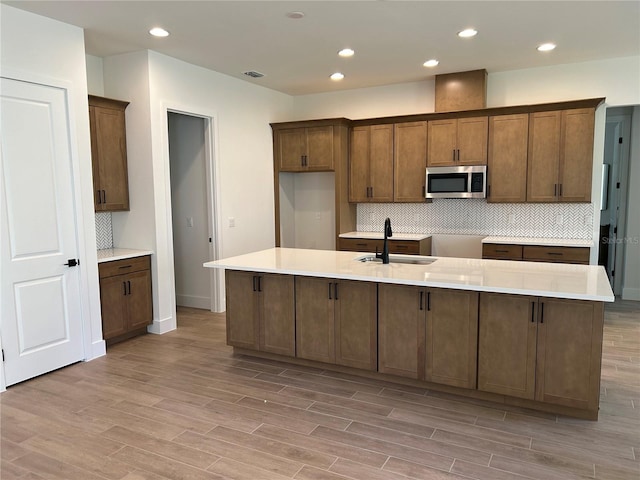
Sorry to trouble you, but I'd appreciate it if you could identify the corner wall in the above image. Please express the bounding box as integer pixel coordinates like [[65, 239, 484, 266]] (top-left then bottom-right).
[[622, 107, 640, 300]]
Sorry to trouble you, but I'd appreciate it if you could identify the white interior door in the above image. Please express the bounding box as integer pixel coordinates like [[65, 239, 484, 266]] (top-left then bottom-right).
[[1, 77, 84, 386]]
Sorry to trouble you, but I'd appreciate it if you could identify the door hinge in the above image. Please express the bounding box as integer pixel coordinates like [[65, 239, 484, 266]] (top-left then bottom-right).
[[616, 182, 620, 189], [619, 137, 623, 144], [209, 238, 212, 243], [614, 227, 618, 234]]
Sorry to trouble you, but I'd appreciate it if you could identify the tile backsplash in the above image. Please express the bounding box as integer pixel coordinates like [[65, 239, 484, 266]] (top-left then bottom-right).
[[357, 200, 593, 239], [95, 212, 114, 249]]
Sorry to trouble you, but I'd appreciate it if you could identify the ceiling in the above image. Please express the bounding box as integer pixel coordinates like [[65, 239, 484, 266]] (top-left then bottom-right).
[[5, 1, 640, 96]]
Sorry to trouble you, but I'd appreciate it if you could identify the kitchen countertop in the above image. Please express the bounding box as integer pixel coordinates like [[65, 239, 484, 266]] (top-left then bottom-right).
[[339, 231, 431, 241], [97, 248, 154, 263], [204, 247, 614, 302], [482, 236, 592, 247]]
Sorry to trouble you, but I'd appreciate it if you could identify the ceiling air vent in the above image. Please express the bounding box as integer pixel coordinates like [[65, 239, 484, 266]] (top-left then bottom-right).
[[243, 70, 265, 78]]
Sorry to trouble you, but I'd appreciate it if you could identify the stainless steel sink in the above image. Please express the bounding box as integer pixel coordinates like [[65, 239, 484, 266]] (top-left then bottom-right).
[[355, 255, 437, 265]]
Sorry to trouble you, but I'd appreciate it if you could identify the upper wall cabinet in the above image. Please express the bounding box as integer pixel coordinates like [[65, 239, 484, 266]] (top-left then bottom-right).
[[427, 116, 488, 166], [394, 121, 428, 202], [487, 114, 529, 203], [527, 108, 595, 203], [349, 124, 394, 202], [275, 125, 334, 172], [89, 95, 130, 212]]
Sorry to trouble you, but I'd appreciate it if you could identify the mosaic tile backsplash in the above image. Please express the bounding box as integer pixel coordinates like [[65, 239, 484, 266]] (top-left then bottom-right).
[[95, 212, 114, 249], [357, 200, 594, 239]]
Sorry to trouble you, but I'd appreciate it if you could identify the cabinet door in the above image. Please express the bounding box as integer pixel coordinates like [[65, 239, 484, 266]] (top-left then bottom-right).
[[349, 126, 370, 202], [527, 111, 561, 202], [92, 106, 129, 211], [535, 298, 603, 410], [306, 126, 334, 171], [487, 114, 528, 202], [259, 274, 295, 357], [225, 271, 259, 350], [378, 283, 424, 379], [277, 128, 306, 171], [425, 289, 478, 389], [394, 121, 427, 202], [295, 276, 335, 363], [478, 293, 537, 399], [428, 119, 457, 166], [559, 109, 594, 202], [369, 124, 394, 202], [335, 281, 377, 371], [99, 275, 128, 340], [126, 269, 153, 331], [457, 117, 488, 165]]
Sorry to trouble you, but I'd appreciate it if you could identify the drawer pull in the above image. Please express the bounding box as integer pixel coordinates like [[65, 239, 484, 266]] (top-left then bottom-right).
[[494, 249, 509, 253], [119, 265, 132, 269], [356, 243, 367, 247], [546, 252, 563, 256], [395, 245, 408, 249]]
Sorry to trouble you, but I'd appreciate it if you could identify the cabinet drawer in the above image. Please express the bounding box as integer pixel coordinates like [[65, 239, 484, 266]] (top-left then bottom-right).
[[482, 243, 523, 260], [523, 246, 589, 264], [337, 238, 383, 253], [388, 240, 420, 255], [99, 255, 151, 279]]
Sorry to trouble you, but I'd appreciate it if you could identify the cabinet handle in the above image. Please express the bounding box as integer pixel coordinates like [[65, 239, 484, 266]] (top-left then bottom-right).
[[546, 252, 563, 256], [540, 302, 545, 324], [422, 185, 425, 197], [252, 276, 257, 292], [328, 282, 332, 299], [427, 291, 431, 311], [123, 281, 127, 296], [419, 291, 424, 310], [395, 245, 408, 249], [487, 185, 491, 197], [495, 249, 509, 253], [118, 265, 132, 269], [128, 280, 131, 295], [334, 282, 339, 300], [97, 190, 102, 204], [452, 150, 456, 162], [370, 187, 374, 198], [554, 184, 557, 196], [257, 276, 262, 292], [457, 149, 460, 162], [531, 302, 535, 323], [559, 184, 563, 196], [102, 190, 106, 204]]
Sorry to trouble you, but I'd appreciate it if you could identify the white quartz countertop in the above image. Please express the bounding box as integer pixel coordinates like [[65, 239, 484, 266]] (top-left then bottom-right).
[[482, 236, 592, 247], [97, 248, 154, 263], [204, 248, 614, 302], [339, 231, 431, 241]]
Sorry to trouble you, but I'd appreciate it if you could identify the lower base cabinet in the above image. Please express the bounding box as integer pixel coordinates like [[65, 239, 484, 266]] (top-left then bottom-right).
[[225, 270, 295, 356], [478, 292, 603, 410], [378, 283, 479, 389], [99, 255, 152, 344], [295, 276, 377, 371]]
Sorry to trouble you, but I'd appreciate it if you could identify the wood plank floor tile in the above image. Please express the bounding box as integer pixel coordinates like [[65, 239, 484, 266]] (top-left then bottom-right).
[[328, 458, 419, 480], [278, 369, 385, 396], [174, 430, 303, 477], [293, 465, 351, 480], [382, 456, 470, 479], [11, 451, 109, 480], [279, 385, 393, 416], [451, 459, 535, 480], [206, 457, 293, 480], [254, 372, 359, 398]]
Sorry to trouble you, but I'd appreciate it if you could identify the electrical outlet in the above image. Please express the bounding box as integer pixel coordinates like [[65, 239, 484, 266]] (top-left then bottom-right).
[[228, 217, 235, 228], [556, 214, 564, 225], [508, 213, 515, 224], [186, 217, 194, 228]]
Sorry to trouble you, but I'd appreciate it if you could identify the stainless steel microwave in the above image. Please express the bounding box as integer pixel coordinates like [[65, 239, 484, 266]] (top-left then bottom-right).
[[425, 165, 487, 199]]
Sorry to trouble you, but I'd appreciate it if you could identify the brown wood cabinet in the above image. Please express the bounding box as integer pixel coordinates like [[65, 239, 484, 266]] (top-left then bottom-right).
[[378, 283, 478, 388], [99, 255, 152, 344], [487, 114, 529, 203], [295, 276, 377, 370], [89, 95, 130, 212], [337, 237, 432, 256], [394, 121, 428, 202], [225, 270, 295, 356], [482, 243, 589, 264], [349, 124, 394, 202], [527, 108, 595, 202], [478, 293, 603, 410], [275, 126, 334, 172], [427, 116, 488, 166]]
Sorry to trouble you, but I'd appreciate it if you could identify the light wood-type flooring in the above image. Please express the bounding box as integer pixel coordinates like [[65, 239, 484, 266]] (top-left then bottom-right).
[[1, 299, 639, 480]]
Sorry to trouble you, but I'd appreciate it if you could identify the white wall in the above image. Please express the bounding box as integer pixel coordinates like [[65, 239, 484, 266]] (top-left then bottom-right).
[[168, 113, 211, 309], [0, 5, 105, 373], [85, 54, 104, 96], [622, 107, 640, 300], [102, 50, 292, 324]]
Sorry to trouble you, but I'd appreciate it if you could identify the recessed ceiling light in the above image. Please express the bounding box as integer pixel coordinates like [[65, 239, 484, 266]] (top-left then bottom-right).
[[149, 27, 169, 37], [330, 72, 345, 81], [458, 28, 478, 38], [537, 43, 556, 52], [286, 11, 305, 19], [338, 48, 355, 58], [423, 59, 439, 68]]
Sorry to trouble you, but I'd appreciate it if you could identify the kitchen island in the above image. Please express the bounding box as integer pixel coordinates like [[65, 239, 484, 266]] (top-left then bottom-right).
[[204, 248, 614, 419]]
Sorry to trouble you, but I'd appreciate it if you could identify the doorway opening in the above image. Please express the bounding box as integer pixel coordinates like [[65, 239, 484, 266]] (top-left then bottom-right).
[[600, 107, 633, 295], [167, 111, 220, 312]]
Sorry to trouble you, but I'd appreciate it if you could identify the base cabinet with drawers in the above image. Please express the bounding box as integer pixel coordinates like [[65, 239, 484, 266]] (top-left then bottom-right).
[[99, 255, 152, 344], [337, 236, 432, 256], [482, 243, 589, 264]]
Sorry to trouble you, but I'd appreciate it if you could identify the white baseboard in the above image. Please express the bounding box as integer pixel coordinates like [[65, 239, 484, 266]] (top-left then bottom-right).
[[147, 315, 176, 335], [622, 287, 640, 301], [176, 294, 211, 310], [85, 340, 106, 361]]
